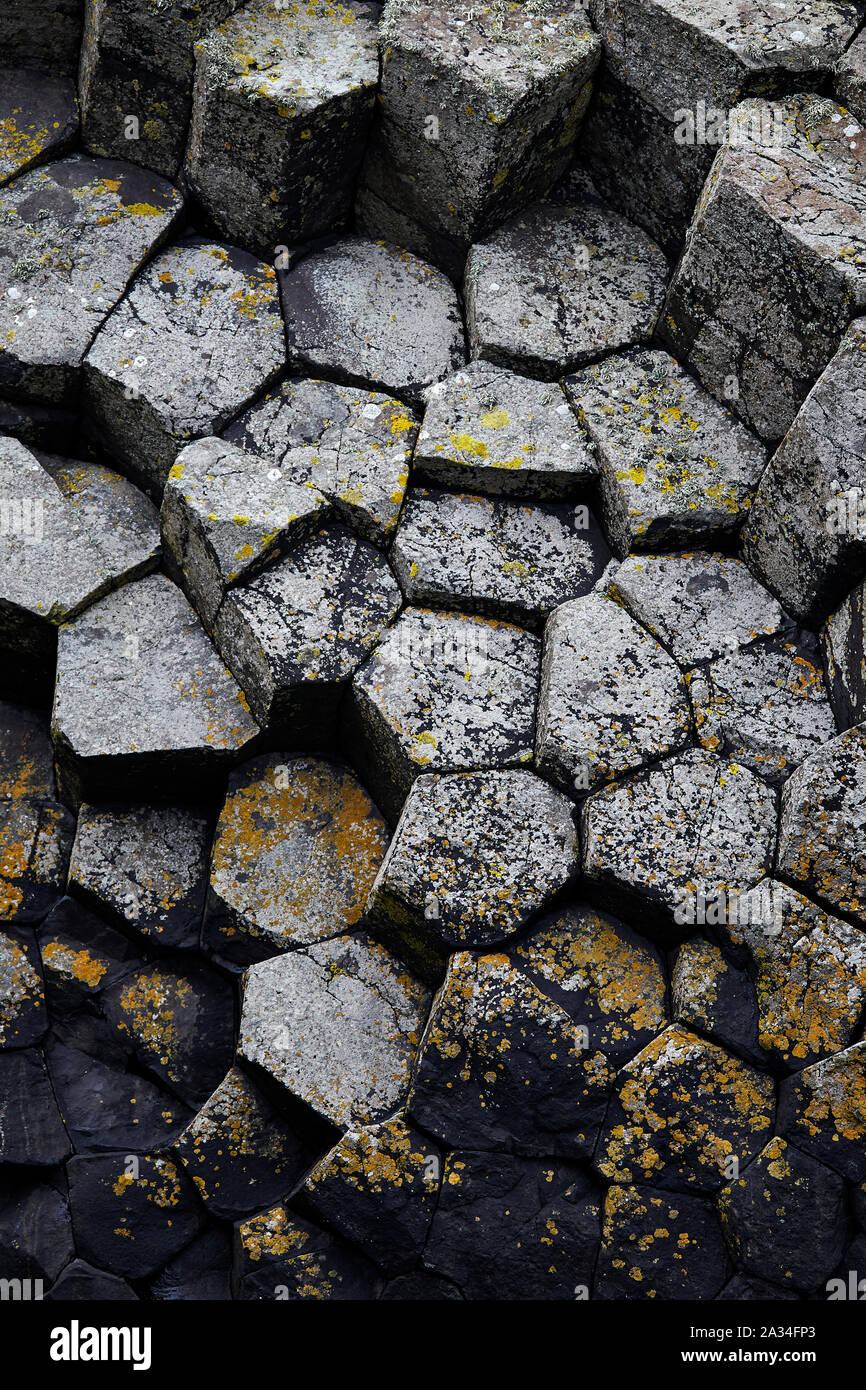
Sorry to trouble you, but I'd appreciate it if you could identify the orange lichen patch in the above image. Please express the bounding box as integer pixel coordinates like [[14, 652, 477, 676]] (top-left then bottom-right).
[[786, 1044, 866, 1149], [40, 940, 109, 990], [307, 1116, 438, 1199], [238, 1204, 306, 1263]]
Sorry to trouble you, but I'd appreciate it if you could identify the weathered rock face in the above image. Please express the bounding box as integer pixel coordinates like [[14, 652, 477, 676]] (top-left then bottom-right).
[[836, 28, 866, 121], [778, 725, 866, 925], [0, 71, 79, 187]]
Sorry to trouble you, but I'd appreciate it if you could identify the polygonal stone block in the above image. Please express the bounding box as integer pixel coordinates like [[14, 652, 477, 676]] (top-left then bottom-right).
[[238, 933, 430, 1129], [391, 489, 610, 630], [742, 318, 866, 624], [0, 0, 84, 74], [51, 573, 259, 805], [185, 0, 380, 255], [78, 0, 236, 180], [582, 749, 777, 935], [0, 71, 78, 186], [367, 770, 577, 974], [596, 1024, 774, 1193], [0, 155, 183, 410], [778, 1041, 866, 1182], [822, 576, 866, 730], [346, 607, 540, 820], [536, 593, 692, 793], [0, 1180, 74, 1284], [671, 936, 766, 1067], [595, 1184, 730, 1300], [83, 238, 286, 497], [567, 349, 767, 556], [234, 1205, 379, 1300], [45, 1261, 138, 1301], [37, 895, 145, 1017], [662, 96, 866, 443], [280, 236, 466, 408], [206, 753, 389, 964], [718, 1137, 847, 1293], [0, 927, 45, 1048], [67, 1153, 204, 1281], [356, 0, 600, 276], [223, 377, 419, 546], [408, 951, 614, 1158], [213, 524, 402, 735], [463, 198, 668, 380], [47, 1037, 192, 1153], [149, 1228, 232, 1301], [0, 703, 74, 922], [412, 362, 597, 500], [836, 28, 866, 121], [778, 725, 866, 925], [161, 436, 331, 630], [69, 803, 211, 949], [609, 551, 788, 668], [0, 1048, 71, 1165]]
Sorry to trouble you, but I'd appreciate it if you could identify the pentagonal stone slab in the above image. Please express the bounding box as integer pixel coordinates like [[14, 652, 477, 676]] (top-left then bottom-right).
[[728, 878, 866, 1069], [595, 1184, 730, 1301], [0, 702, 73, 922], [161, 436, 331, 630], [67, 1153, 204, 1281], [567, 349, 767, 556], [391, 489, 610, 630], [777, 1041, 866, 1182], [68, 803, 211, 949], [213, 524, 402, 735], [463, 199, 668, 380], [300, 1116, 442, 1274], [346, 607, 540, 820], [234, 1205, 379, 1300], [0, 927, 45, 1048], [0, 155, 183, 409], [536, 593, 692, 794], [83, 238, 286, 497], [690, 636, 836, 782], [205, 753, 389, 964], [423, 1153, 601, 1300], [37, 895, 144, 1017], [822, 576, 866, 730], [408, 951, 614, 1159], [78, 0, 235, 180], [356, 1, 600, 275], [0, 70, 78, 186], [671, 936, 766, 1067], [47, 1038, 192, 1154], [0, 1048, 70, 1164], [51, 573, 259, 805], [238, 933, 430, 1130], [412, 362, 597, 500], [662, 96, 866, 443], [223, 377, 419, 546], [742, 318, 866, 623], [0, 0, 84, 74], [185, 0, 380, 255], [175, 1066, 317, 1220], [367, 770, 577, 973], [718, 1137, 847, 1293], [778, 726, 866, 924], [37, 451, 161, 582], [609, 551, 788, 668], [836, 29, 866, 122], [280, 236, 465, 409], [582, 749, 777, 934], [596, 1024, 774, 1193]]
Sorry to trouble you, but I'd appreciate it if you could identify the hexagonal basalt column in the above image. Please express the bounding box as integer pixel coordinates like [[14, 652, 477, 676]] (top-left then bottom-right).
[[778, 725, 866, 925]]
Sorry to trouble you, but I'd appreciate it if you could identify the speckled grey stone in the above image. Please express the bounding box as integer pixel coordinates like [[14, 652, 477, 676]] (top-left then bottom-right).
[[0, 155, 183, 409], [463, 200, 668, 380], [609, 552, 788, 668], [0, 927, 46, 1048], [280, 236, 465, 408], [391, 488, 610, 630], [345, 606, 540, 821], [52, 572, 259, 805], [223, 377, 418, 546], [822, 576, 866, 729], [836, 28, 866, 122], [662, 95, 866, 443], [69, 803, 211, 949], [161, 436, 330, 630], [356, 0, 600, 276], [185, 0, 380, 255], [742, 318, 866, 624], [778, 725, 866, 926], [205, 752, 389, 964], [582, 748, 777, 934], [412, 361, 597, 499], [778, 1041, 866, 1180], [566, 349, 767, 557], [536, 593, 692, 794], [0, 70, 78, 186], [83, 238, 286, 497], [213, 524, 402, 735], [238, 932, 430, 1129]]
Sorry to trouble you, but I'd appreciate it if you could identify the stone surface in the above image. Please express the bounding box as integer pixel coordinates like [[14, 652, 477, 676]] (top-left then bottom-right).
[[280, 236, 465, 408], [412, 362, 597, 500], [836, 28, 866, 122], [0, 1048, 70, 1165], [0, 0, 85, 75], [234, 1205, 380, 1299], [662, 96, 866, 443], [67, 1152, 204, 1280], [778, 725, 866, 925], [206, 753, 389, 964], [51, 573, 259, 805], [778, 1042, 866, 1181], [185, 0, 380, 254], [238, 933, 430, 1129], [464, 199, 668, 379], [0, 927, 46, 1049], [37, 895, 145, 1017], [0, 1179, 74, 1283], [0, 71, 78, 186], [346, 606, 540, 820], [0, 702, 73, 922], [567, 348, 767, 556], [223, 377, 418, 546], [595, 1183, 729, 1300], [45, 1260, 139, 1301], [671, 936, 766, 1067], [83, 238, 286, 496], [822, 576, 866, 730], [47, 1038, 192, 1154]]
